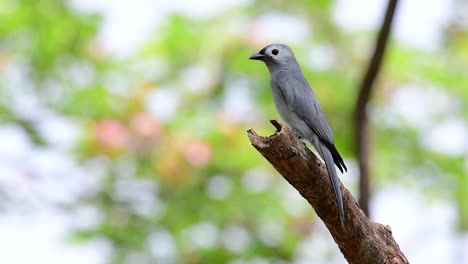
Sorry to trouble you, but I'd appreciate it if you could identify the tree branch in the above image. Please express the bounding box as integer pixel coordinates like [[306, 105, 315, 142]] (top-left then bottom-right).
[[247, 120, 408, 264], [354, 0, 399, 216]]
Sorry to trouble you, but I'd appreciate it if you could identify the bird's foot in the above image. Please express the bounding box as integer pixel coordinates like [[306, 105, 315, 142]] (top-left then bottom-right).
[[292, 128, 303, 140]]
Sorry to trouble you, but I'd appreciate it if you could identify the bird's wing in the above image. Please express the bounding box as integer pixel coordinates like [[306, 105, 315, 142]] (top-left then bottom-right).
[[276, 71, 334, 143], [276, 71, 347, 172]]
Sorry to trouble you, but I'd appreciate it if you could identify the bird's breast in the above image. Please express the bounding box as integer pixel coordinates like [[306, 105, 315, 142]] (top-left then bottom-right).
[[270, 85, 302, 130]]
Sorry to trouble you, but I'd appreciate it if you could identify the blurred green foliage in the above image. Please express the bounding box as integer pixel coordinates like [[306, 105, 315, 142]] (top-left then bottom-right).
[[0, 0, 467, 263]]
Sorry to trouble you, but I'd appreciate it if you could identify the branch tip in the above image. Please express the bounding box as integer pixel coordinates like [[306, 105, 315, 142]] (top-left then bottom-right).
[[246, 128, 256, 135], [270, 120, 283, 131]]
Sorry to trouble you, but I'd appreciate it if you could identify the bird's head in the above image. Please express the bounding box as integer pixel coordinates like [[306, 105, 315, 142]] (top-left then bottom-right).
[[249, 44, 297, 69]]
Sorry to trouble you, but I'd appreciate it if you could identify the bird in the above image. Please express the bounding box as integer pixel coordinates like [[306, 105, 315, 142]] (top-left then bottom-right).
[[249, 44, 347, 228]]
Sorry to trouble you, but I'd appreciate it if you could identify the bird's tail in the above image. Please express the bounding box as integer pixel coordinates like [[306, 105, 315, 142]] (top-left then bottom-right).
[[319, 143, 345, 229]]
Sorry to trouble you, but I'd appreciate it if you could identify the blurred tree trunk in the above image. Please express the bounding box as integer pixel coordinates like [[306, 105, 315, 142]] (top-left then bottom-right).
[[354, 0, 399, 216], [247, 120, 409, 264]]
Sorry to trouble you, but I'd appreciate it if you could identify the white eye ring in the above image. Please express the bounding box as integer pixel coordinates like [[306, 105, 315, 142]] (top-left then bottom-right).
[[272, 49, 279, 55]]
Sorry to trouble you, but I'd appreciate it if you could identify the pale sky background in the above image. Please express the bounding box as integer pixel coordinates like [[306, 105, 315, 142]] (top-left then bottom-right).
[[0, 0, 467, 263]]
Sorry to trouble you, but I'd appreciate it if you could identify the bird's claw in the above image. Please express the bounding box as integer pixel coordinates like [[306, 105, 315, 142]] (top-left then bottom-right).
[[292, 128, 303, 140]]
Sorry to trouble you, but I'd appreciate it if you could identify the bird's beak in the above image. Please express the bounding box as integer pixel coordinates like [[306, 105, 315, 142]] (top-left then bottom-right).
[[249, 52, 266, 60]]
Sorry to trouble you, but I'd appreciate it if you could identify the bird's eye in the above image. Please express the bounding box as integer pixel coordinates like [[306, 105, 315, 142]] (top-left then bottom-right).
[[272, 49, 279, 55]]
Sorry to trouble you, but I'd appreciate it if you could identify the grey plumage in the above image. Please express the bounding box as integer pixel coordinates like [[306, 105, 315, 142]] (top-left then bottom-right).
[[250, 44, 347, 228]]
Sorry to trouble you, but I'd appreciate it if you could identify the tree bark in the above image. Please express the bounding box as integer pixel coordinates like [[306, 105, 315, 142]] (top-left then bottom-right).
[[247, 120, 409, 264], [354, 0, 399, 217]]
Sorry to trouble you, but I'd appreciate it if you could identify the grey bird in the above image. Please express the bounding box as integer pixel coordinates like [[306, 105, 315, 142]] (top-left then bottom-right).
[[250, 44, 347, 228]]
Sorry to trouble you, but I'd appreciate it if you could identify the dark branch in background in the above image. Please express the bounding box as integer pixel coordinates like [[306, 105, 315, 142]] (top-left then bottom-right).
[[247, 121, 409, 264], [354, 0, 399, 216]]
